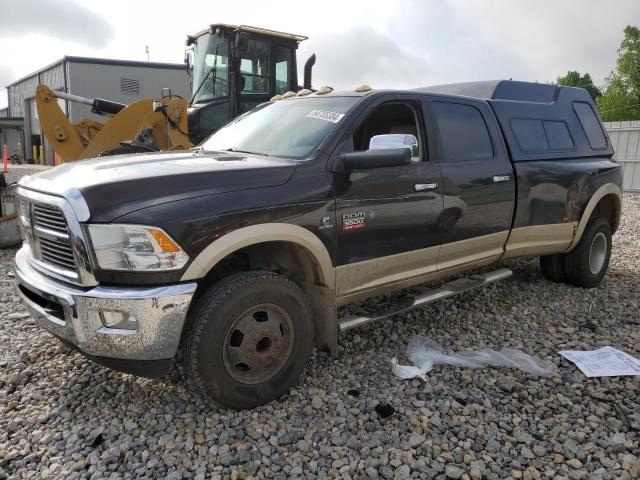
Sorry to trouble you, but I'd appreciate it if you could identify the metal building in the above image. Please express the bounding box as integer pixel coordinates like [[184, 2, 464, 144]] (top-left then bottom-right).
[[605, 121, 640, 192], [3, 56, 190, 165]]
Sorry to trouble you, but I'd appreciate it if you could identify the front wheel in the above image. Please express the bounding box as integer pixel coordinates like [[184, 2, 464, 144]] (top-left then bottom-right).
[[182, 271, 314, 409]]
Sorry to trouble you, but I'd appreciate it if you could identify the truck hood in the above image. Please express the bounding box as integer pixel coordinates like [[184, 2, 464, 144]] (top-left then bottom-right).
[[19, 150, 297, 222]]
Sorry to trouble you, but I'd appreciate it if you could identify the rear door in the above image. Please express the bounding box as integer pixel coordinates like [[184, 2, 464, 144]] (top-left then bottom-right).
[[425, 97, 515, 269]]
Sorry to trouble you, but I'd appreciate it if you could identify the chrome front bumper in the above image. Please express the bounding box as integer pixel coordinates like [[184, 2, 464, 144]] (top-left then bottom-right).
[[14, 247, 197, 362]]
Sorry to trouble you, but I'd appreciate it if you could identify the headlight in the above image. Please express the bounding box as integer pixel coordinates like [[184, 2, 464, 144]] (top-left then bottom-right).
[[88, 224, 189, 271]]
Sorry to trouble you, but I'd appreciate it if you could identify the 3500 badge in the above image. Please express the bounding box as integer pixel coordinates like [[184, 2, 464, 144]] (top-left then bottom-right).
[[342, 212, 366, 232]]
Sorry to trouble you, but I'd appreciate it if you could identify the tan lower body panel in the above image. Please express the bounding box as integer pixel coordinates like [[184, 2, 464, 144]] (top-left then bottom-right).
[[335, 244, 440, 297], [502, 223, 577, 259], [336, 231, 509, 303], [336, 255, 499, 307], [437, 231, 509, 270]]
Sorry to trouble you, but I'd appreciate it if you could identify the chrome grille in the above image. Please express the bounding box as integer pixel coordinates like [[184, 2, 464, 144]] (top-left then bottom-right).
[[39, 236, 76, 270], [18, 197, 79, 278], [33, 204, 68, 234], [16, 187, 97, 287]]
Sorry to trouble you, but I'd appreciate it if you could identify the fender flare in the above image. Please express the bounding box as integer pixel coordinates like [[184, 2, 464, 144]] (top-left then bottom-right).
[[565, 183, 622, 252], [180, 223, 335, 291]]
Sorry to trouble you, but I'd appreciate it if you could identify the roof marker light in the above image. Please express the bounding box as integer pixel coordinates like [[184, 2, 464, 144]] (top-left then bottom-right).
[[355, 84, 372, 92], [270, 94, 283, 101], [282, 91, 297, 98], [296, 89, 312, 96], [316, 86, 333, 95]]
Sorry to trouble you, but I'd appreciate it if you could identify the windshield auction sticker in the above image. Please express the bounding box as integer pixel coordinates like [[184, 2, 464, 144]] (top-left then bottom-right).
[[305, 109, 346, 123]]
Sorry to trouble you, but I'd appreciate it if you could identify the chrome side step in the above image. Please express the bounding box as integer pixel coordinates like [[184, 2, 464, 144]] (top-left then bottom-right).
[[338, 268, 513, 332]]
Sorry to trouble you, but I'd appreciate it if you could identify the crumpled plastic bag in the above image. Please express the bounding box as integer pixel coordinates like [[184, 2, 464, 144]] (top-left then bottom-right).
[[392, 335, 557, 380]]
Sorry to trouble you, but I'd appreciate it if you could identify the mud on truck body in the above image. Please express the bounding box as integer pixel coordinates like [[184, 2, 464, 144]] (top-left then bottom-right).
[[14, 80, 622, 408]]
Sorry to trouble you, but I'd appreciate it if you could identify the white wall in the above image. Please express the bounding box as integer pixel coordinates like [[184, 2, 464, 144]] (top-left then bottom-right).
[[605, 121, 640, 192]]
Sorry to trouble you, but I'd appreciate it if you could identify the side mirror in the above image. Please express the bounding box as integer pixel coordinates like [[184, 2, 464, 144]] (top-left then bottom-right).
[[369, 134, 419, 161], [184, 49, 194, 72], [339, 148, 412, 171]]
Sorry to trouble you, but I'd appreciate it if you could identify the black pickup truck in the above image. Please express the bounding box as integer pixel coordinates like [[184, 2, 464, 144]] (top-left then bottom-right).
[[14, 80, 622, 408]]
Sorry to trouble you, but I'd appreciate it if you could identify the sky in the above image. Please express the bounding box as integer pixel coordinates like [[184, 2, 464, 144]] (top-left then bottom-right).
[[1, 0, 639, 110]]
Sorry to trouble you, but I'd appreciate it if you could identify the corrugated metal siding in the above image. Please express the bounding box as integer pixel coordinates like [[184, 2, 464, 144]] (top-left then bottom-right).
[[67, 62, 190, 123], [7, 62, 64, 117], [605, 121, 640, 192]]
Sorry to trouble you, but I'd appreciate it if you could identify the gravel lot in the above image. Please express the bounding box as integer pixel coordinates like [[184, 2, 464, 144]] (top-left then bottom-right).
[[2, 165, 50, 186], [1, 192, 639, 480]]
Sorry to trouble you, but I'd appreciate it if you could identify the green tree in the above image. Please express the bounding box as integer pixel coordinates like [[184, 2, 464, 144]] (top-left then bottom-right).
[[557, 71, 601, 100], [597, 26, 640, 121]]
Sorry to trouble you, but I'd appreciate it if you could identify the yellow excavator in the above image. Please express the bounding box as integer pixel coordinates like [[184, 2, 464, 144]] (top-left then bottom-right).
[[36, 24, 315, 163]]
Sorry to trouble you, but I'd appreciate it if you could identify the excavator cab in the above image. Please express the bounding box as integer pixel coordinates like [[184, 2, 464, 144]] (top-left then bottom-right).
[[186, 24, 309, 144]]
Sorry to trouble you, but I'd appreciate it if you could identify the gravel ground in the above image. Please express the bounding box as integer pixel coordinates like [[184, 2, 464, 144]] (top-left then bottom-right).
[[1, 193, 639, 480], [1, 165, 50, 186]]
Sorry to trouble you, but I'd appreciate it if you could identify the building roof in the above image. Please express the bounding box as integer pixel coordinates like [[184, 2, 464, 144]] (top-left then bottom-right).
[[6, 56, 187, 88], [0, 117, 24, 128]]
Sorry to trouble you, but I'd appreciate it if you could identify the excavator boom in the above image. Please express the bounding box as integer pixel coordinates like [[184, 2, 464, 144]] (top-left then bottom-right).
[[36, 85, 189, 163]]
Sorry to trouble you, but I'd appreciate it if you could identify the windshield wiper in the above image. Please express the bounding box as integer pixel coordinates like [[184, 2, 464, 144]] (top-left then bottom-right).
[[189, 44, 219, 106], [225, 148, 269, 157]]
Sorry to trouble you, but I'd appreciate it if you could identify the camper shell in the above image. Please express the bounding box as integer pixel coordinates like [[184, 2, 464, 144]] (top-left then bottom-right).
[[417, 80, 614, 162]]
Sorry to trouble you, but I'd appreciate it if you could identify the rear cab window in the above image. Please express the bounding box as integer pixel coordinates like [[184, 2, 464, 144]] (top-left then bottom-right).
[[431, 101, 494, 161]]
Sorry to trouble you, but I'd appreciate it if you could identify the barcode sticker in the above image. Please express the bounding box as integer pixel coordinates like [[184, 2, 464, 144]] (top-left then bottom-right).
[[305, 109, 345, 123]]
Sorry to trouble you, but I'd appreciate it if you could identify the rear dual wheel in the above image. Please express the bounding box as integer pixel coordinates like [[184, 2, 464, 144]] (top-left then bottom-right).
[[540, 217, 612, 288], [182, 271, 314, 409]]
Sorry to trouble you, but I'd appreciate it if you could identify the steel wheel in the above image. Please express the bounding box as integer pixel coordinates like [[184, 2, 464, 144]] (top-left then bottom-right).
[[222, 303, 295, 384], [588, 231, 607, 275]]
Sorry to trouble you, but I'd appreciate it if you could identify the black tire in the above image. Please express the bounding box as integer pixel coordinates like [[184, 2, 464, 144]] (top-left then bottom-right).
[[182, 271, 314, 409], [564, 217, 612, 288], [540, 254, 567, 283]]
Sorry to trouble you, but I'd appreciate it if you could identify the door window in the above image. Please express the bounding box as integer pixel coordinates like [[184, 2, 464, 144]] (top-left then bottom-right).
[[239, 38, 270, 94], [274, 46, 291, 95], [432, 101, 493, 161], [351, 102, 423, 161]]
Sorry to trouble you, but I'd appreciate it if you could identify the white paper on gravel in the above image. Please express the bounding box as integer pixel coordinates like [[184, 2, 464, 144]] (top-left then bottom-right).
[[559, 346, 640, 377], [391, 335, 557, 380]]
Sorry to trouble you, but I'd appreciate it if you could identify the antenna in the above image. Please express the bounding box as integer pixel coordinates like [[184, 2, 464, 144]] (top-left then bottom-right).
[[145, 46, 150, 62]]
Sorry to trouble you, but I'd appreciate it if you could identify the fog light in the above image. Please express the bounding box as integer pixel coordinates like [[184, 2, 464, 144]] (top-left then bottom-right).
[[100, 311, 138, 331]]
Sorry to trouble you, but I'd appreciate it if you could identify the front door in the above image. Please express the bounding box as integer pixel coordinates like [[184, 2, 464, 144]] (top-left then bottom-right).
[[332, 97, 443, 297]]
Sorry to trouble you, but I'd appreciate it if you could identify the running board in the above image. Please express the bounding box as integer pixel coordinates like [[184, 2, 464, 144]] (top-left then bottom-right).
[[338, 268, 513, 332]]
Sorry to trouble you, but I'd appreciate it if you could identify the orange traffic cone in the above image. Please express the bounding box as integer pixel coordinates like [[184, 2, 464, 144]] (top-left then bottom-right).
[[2, 144, 8, 173]]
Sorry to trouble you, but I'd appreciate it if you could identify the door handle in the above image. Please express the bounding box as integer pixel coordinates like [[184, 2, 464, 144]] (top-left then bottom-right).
[[414, 183, 438, 191], [493, 175, 511, 183]]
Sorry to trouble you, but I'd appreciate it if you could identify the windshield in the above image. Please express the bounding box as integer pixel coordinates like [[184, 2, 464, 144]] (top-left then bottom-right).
[[192, 33, 229, 104], [202, 97, 359, 159]]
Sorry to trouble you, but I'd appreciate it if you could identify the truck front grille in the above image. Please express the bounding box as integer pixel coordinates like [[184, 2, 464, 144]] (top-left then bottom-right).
[[32, 203, 69, 234], [17, 197, 79, 279], [39, 236, 76, 270]]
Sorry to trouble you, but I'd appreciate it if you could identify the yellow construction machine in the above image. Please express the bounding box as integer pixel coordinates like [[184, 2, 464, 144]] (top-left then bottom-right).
[[37, 24, 315, 163]]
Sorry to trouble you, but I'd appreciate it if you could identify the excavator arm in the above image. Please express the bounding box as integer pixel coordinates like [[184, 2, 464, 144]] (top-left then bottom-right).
[[36, 85, 190, 163]]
